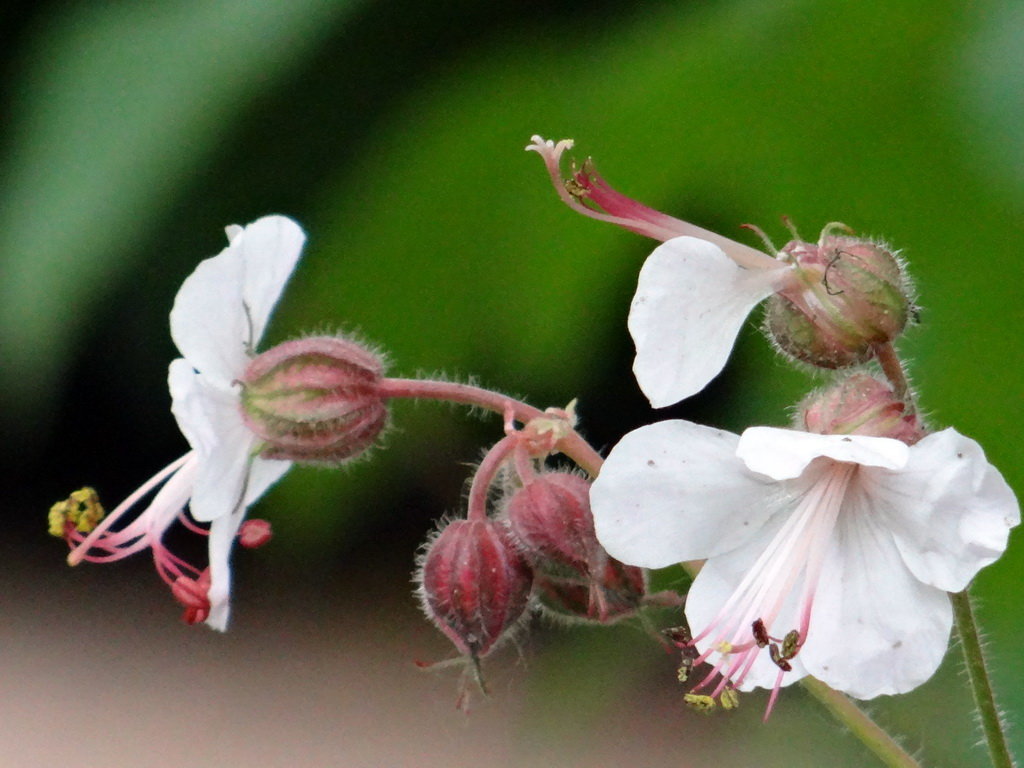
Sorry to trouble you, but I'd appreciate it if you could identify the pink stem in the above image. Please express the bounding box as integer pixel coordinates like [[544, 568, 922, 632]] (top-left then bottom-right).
[[466, 435, 518, 522], [378, 378, 604, 477]]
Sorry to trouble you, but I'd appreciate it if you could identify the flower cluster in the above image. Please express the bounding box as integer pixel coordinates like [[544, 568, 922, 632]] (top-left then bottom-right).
[[415, 405, 663, 705], [50, 134, 1018, 739], [530, 135, 1019, 713]]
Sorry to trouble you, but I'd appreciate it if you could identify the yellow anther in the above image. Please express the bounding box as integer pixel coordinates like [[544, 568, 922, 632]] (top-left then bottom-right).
[[714, 640, 734, 654], [781, 630, 801, 659], [47, 503, 67, 538], [48, 487, 105, 537], [719, 688, 740, 710], [564, 178, 590, 201], [683, 694, 717, 713]]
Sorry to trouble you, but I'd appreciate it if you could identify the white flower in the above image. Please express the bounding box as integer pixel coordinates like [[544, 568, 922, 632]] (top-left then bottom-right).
[[590, 420, 1019, 706], [66, 215, 304, 630]]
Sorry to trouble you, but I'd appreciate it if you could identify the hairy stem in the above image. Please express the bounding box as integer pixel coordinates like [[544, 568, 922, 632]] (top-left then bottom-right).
[[873, 342, 916, 414], [378, 378, 605, 476], [802, 678, 923, 768], [952, 590, 1016, 768]]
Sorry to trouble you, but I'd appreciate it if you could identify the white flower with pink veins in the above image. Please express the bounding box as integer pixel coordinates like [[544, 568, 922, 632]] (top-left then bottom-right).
[[590, 420, 1019, 709]]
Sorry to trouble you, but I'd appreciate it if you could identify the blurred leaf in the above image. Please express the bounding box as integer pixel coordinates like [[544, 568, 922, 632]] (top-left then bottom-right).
[[0, 0, 357, 417]]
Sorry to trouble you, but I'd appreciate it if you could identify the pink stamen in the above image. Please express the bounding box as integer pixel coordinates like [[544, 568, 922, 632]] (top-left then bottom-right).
[[61, 451, 214, 620], [67, 452, 193, 565], [685, 460, 856, 713]]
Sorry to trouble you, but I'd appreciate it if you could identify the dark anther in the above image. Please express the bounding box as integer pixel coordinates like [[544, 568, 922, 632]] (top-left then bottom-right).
[[769, 643, 793, 672], [752, 618, 770, 648]]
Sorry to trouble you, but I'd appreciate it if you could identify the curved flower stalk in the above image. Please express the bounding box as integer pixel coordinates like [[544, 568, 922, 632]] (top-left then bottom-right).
[[58, 216, 304, 630], [590, 420, 1019, 714], [527, 137, 911, 408]]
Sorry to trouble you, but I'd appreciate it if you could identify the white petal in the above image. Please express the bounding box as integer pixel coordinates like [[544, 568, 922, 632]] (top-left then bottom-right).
[[169, 236, 249, 385], [628, 236, 789, 407], [737, 427, 910, 480], [684, 513, 809, 692], [169, 361, 253, 523], [861, 428, 1020, 593], [167, 359, 209, 450], [235, 215, 306, 347], [205, 509, 246, 632], [591, 420, 774, 568], [170, 215, 305, 385], [799, 510, 952, 699]]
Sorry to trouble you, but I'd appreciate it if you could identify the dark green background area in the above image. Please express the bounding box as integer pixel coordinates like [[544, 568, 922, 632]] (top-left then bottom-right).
[[1, 1, 1020, 765]]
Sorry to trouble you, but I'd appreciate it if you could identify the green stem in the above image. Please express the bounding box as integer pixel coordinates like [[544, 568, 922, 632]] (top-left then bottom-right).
[[802, 678, 922, 768], [952, 590, 1016, 768]]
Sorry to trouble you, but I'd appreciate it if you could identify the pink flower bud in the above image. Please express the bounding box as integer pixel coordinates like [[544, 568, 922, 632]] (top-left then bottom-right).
[[534, 557, 647, 624], [766, 229, 912, 369], [240, 335, 387, 465], [417, 518, 533, 659], [505, 472, 596, 574], [504, 472, 649, 623], [800, 373, 925, 444]]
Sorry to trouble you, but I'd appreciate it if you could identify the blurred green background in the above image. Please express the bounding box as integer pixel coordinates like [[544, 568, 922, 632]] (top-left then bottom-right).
[[1, 0, 1021, 765]]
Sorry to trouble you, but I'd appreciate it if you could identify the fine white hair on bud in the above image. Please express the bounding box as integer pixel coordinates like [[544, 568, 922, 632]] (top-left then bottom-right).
[[767, 225, 913, 370], [240, 335, 388, 465]]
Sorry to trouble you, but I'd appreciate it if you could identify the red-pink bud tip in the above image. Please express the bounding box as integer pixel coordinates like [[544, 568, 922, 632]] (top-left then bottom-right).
[[240, 335, 388, 465], [416, 518, 532, 659]]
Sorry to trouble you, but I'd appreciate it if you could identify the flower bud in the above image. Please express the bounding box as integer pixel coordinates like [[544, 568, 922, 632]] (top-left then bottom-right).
[[766, 229, 911, 369], [417, 518, 533, 659], [534, 557, 647, 624], [240, 335, 387, 465], [505, 472, 596, 574], [800, 373, 924, 444], [504, 472, 649, 623]]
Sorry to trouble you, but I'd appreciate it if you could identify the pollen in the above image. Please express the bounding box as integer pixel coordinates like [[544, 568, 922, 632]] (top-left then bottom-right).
[[719, 687, 741, 710], [48, 487, 105, 537], [683, 694, 717, 713]]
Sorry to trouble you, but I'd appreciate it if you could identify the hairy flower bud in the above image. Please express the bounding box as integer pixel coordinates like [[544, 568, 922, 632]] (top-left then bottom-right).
[[766, 228, 911, 369], [800, 373, 925, 444], [505, 472, 596, 574], [534, 557, 647, 623], [417, 518, 532, 659], [504, 472, 648, 623], [240, 335, 387, 465]]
